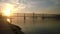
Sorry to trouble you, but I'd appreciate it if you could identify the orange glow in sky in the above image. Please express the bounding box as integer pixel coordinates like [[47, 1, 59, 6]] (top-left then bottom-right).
[[1, 3, 14, 17]]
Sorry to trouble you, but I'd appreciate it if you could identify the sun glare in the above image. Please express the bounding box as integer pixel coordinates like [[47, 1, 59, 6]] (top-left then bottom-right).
[[2, 3, 14, 17], [4, 8, 11, 16], [7, 18, 10, 22]]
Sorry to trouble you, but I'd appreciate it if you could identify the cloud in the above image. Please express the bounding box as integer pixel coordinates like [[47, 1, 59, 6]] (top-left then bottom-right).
[[20, 0, 60, 14], [0, 0, 60, 14]]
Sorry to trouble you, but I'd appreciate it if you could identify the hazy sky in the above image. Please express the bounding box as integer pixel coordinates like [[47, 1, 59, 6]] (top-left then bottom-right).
[[0, 0, 60, 14]]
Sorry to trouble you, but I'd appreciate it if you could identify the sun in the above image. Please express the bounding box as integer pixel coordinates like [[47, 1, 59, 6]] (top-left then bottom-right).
[[4, 7, 11, 16], [2, 3, 14, 17]]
